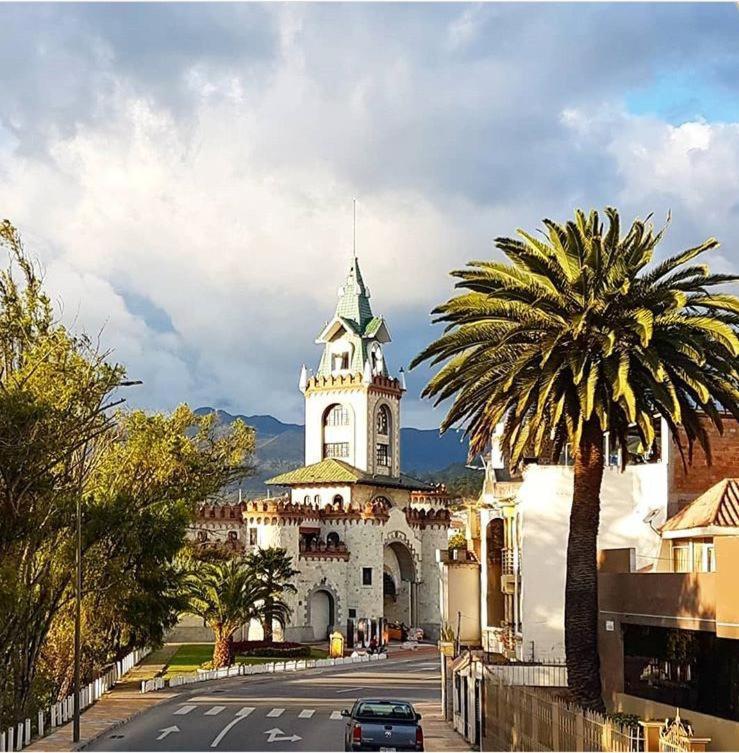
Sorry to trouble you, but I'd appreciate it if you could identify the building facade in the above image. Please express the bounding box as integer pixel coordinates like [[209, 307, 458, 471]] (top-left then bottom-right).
[[249, 255, 451, 642]]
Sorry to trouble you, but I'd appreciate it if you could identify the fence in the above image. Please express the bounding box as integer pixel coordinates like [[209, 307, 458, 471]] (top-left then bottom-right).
[[1, 647, 150, 752], [483, 673, 652, 752], [142, 652, 387, 693], [486, 662, 568, 688]]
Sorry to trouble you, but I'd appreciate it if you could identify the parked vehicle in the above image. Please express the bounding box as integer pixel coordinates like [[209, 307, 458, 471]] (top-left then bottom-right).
[[342, 698, 423, 752]]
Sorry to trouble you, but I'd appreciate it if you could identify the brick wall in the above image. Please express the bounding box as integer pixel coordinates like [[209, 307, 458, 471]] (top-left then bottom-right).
[[669, 416, 739, 514]]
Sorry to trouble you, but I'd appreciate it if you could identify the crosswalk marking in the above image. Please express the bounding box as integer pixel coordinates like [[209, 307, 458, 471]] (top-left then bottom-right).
[[298, 709, 315, 719], [330, 710, 343, 720], [266, 708, 285, 718], [204, 706, 225, 716], [173, 705, 196, 715], [236, 707, 255, 718]]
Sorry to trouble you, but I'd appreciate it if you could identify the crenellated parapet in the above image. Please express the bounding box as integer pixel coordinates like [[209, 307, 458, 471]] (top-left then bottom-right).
[[242, 496, 391, 526], [403, 506, 451, 529], [304, 372, 402, 396], [196, 501, 246, 520]]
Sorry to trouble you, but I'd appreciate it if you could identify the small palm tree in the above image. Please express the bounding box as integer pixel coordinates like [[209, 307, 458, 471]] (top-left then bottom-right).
[[247, 547, 298, 643], [412, 208, 739, 710], [183, 558, 264, 668]]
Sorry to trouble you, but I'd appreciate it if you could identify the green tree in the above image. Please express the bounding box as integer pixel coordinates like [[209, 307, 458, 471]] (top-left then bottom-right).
[[0, 220, 255, 724], [247, 547, 298, 643], [412, 208, 739, 710], [182, 558, 265, 668]]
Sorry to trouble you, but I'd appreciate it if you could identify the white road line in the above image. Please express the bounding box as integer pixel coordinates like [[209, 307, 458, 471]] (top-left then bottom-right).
[[204, 706, 225, 716], [209, 708, 255, 749], [173, 705, 196, 715], [335, 686, 363, 694], [298, 709, 315, 719], [330, 711, 343, 720], [267, 708, 285, 718]]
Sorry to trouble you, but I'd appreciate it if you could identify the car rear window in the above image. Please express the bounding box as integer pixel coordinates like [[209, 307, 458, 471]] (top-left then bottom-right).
[[355, 702, 415, 720]]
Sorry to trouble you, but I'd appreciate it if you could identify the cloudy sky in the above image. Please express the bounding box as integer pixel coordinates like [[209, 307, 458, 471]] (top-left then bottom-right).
[[2, 2, 739, 428]]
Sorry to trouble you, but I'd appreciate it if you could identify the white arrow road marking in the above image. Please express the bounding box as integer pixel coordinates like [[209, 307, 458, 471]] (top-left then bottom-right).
[[330, 711, 343, 720], [298, 709, 315, 719], [266, 708, 284, 717], [264, 728, 301, 744], [209, 707, 255, 749], [156, 726, 180, 740], [204, 706, 225, 716], [173, 705, 196, 715]]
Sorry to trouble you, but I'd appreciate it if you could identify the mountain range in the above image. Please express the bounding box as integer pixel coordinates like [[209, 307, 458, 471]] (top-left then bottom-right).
[[195, 407, 475, 496]]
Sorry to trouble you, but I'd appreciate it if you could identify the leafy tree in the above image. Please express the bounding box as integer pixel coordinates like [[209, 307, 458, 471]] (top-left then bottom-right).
[[182, 558, 265, 668], [247, 547, 298, 643], [412, 208, 739, 710], [0, 220, 255, 724]]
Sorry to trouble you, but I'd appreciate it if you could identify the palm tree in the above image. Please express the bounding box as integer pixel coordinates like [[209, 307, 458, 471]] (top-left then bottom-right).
[[247, 547, 298, 643], [412, 208, 739, 710], [183, 558, 264, 668]]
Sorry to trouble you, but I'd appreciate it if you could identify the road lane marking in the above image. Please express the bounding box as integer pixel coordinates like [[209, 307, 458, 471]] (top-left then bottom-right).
[[173, 705, 196, 715], [266, 708, 285, 717], [330, 711, 343, 720], [156, 726, 179, 740], [264, 728, 301, 744], [298, 709, 315, 719], [335, 686, 363, 694], [209, 708, 255, 748], [204, 706, 225, 716]]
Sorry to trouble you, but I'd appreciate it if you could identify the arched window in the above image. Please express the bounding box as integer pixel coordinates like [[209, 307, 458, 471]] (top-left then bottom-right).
[[333, 494, 344, 507], [197, 531, 207, 542], [304, 494, 311, 504], [228, 530, 238, 542], [314, 494, 321, 505], [377, 405, 390, 435], [324, 404, 350, 427], [327, 532, 340, 548]]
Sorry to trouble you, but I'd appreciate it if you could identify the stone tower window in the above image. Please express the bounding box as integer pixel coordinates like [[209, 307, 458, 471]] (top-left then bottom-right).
[[377, 405, 390, 435]]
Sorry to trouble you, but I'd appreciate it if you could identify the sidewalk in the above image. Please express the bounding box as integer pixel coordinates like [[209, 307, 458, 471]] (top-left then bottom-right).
[[27, 646, 178, 752], [422, 707, 475, 752]]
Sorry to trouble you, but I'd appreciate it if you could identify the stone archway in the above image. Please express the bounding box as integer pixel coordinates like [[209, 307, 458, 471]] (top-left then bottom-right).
[[383, 536, 418, 629], [304, 582, 341, 641]]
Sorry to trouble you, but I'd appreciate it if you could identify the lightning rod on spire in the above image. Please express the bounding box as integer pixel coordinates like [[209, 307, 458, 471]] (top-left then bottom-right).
[[353, 198, 357, 258]]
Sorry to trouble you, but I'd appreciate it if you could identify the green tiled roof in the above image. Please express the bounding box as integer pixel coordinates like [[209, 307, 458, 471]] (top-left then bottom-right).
[[336, 256, 373, 328], [266, 458, 435, 492], [266, 459, 366, 485]]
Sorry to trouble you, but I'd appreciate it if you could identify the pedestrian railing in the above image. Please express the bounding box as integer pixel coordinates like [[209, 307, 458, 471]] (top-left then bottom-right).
[[1, 647, 150, 752], [147, 652, 385, 693]]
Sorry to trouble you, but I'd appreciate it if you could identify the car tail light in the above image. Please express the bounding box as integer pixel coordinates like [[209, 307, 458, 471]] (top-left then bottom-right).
[[352, 723, 362, 744], [416, 724, 424, 748]]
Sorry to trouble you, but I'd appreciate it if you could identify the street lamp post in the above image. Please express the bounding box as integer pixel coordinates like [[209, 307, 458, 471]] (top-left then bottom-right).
[[73, 493, 81, 743]]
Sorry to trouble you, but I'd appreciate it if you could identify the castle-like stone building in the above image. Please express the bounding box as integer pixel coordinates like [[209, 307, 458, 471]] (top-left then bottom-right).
[[187, 255, 450, 643], [261, 255, 450, 642]]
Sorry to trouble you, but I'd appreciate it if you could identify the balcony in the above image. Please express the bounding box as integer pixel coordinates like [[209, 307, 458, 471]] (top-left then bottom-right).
[[299, 539, 350, 561]]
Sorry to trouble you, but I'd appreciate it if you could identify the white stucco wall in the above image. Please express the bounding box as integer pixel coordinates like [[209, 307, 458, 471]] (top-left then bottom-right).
[[517, 461, 667, 661]]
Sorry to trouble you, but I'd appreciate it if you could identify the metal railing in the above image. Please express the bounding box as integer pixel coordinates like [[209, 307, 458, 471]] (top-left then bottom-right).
[[1, 647, 150, 751]]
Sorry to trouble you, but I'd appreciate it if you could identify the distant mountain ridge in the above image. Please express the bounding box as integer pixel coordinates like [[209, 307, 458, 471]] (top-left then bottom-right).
[[195, 407, 471, 495]]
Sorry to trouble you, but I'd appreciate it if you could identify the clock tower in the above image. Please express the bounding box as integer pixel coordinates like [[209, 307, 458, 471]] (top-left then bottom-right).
[[299, 255, 405, 476]]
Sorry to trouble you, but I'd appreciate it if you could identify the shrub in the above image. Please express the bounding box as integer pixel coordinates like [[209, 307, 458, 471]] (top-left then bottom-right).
[[232, 640, 312, 658]]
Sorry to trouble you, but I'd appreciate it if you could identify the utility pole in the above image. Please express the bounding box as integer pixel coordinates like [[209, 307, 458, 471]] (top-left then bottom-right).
[[73, 490, 81, 743]]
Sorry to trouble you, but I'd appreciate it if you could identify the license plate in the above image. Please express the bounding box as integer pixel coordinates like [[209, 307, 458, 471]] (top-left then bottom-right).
[[379, 748, 396, 752]]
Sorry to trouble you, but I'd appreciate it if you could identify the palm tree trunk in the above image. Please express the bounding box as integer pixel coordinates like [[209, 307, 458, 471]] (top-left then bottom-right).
[[263, 597, 273, 643], [565, 418, 606, 712], [212, 627, 234, 669]]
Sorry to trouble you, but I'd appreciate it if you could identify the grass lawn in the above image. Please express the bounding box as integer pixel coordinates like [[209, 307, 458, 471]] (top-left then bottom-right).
[[162, 643, 328, 678]]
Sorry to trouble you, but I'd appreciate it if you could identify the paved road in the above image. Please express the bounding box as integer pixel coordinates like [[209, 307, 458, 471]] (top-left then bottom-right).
[[88, 657, 441, 752]]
